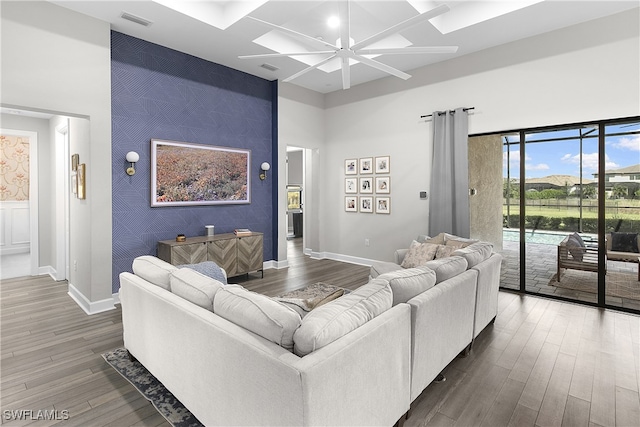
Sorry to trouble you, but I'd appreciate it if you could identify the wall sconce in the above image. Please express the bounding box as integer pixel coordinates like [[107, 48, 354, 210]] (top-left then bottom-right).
[[126, 151, 140, 176], [260, 162, 270, 180]]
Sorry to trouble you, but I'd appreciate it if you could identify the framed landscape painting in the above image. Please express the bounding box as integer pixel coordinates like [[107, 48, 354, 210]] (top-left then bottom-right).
[[151, 139, 251, 207]]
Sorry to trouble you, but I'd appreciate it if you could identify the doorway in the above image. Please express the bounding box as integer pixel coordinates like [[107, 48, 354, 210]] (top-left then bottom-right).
[[0, 127, 38, 280], [0, 109, 72, 282]]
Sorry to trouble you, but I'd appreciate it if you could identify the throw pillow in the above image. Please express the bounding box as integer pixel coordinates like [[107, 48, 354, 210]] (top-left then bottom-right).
[[611, 232, 639, 253], [401, 241, 439, 268], [170, 267, 223, 311], [214, 285, 302, 352], [178, 261, 227, 284], [444, 233, 478, 247], [565, 233, 585, 262], [435, 244, 457, 259], [423, 232, 446, 245]]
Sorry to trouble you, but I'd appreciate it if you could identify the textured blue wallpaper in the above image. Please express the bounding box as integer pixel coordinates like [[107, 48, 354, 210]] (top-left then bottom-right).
[[111, 31, 276, 293]]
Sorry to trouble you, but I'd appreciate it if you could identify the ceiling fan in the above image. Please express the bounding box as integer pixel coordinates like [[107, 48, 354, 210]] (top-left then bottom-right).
[[239, 2, 458, 90]]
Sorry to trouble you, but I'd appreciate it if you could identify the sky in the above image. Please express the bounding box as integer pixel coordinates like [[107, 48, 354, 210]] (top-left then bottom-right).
[[503, 126, 640, 180]]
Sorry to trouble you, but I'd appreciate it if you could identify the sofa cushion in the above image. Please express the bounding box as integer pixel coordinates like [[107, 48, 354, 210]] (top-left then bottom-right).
[[370, 261, 403, 278], [170, 268, 223, 311], [178, 261, 227, 284], [132, 256, 177, 290], [293, 279, 392, 356], [400, 241, 439, 268], [422, 256, 469, 283], [214, 285, 302, 352], [453, 241, 493, 268], [377, 266, 436, 306], [611, 232, 639, 253]]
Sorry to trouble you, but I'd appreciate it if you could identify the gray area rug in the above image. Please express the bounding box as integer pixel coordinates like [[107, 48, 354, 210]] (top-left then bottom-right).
[[102, 348, 203, 427], [550, 270, 640, 300]]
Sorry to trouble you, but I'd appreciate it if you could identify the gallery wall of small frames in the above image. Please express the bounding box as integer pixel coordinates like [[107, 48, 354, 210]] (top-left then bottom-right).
[[344, 156, 390, 214]]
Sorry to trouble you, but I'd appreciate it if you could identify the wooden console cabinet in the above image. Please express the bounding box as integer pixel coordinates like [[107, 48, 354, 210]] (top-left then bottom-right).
[[157, 232, 263, 278]]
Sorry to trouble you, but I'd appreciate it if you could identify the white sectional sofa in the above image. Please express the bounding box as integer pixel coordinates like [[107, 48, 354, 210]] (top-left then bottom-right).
[[369, 233, 503, 401], [119, 233, 501, 425]]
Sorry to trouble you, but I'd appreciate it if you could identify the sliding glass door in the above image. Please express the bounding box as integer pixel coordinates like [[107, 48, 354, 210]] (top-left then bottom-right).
[[500, 117, 639, 313], [603, 121, 640, 311]]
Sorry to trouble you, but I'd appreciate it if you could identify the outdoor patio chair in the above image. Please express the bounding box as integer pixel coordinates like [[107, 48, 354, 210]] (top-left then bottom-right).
[[557, 233, 603, 281]]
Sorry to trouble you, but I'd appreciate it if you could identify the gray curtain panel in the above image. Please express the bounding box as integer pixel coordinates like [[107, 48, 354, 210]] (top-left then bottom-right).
[[429, 107, 470, 237]]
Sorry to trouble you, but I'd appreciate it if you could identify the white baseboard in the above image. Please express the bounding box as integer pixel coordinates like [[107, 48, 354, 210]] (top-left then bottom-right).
[[264, 259, 289, 270], [67, 283, 116, 315], [307, 250, 375, 267]]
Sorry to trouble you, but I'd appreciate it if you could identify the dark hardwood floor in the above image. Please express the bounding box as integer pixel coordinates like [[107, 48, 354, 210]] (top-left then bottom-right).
[[2, 239, 639, 426]]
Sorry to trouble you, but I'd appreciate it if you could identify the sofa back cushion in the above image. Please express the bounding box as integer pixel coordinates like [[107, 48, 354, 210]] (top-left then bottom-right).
[[132, 256, 177, 290], [422, 256, 469, 283], [452, 241, 493, 268], [170, 268, 223, 311], [214, 285, 302, 352], [293, 280, 392, 356], [377, 266, 436, 306], [609, 232, 639, 253]]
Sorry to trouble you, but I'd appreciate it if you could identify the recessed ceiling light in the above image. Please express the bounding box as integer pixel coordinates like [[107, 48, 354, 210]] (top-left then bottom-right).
[[327, 16, 340, 28]]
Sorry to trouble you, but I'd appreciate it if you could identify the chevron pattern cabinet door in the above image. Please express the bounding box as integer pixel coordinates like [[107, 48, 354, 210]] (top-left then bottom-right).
[[171, 243, 207, 265], [208, 239, 238, 277], [237, 235, 263, 274]]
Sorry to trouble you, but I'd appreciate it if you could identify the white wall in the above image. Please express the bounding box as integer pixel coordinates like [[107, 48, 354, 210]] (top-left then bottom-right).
[[277, 83, 325, 261], [1, 1, 113, 311], [280, 8, 640, 263]]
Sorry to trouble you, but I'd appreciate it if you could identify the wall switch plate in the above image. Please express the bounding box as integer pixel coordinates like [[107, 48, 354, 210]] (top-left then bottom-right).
[[420, 191, 428, 199]]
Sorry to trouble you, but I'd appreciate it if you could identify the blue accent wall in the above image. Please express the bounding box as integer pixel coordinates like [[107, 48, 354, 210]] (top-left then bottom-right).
[[111, 31, 276, 293]]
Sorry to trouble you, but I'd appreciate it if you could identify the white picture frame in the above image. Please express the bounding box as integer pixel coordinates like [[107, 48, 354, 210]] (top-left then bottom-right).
[[375, 156, 390, 174], [359, 157, 373, 174], [375, 176, 390, 194], [360, 177, 373, 194], [345, 158, 357, 175], [345, 196, 358, 212], [345, 177, 358, 193], [376, 197, 390, 214]]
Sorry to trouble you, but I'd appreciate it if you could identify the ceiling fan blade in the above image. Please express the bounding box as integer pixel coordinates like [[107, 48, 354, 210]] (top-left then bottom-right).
[[282, 54, 337, 83], [351, 4, 450, 51], [354, 54, 411, 80], [355, 46, 458, 55], [338, 0, 351, 49], [341, 57, 351, 90], [247, 16, 338, 51], [239, 51, 336, 59]]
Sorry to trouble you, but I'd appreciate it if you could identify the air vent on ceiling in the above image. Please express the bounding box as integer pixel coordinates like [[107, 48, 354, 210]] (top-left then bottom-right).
[[260, 63, 279, 72], [121, 11, 153, 27]]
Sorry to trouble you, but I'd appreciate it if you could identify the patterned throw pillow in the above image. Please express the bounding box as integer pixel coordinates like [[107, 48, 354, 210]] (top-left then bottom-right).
[[401, 241, 439, 268], [435, 244, 457, 259]]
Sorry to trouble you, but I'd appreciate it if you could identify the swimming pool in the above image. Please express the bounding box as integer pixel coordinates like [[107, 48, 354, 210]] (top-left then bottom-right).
[[502, 229, 570, 245]]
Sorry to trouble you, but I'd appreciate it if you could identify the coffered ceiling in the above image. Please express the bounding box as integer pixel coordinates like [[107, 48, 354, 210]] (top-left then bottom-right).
[[49, 0, 639, 93]]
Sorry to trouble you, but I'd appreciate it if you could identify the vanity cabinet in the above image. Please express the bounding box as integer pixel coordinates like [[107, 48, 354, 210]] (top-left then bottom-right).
[[157, 232, 263, 278]]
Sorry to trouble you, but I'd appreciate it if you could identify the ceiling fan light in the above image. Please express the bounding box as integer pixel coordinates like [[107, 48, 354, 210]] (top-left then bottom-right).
[[327, 15, 340, 28]]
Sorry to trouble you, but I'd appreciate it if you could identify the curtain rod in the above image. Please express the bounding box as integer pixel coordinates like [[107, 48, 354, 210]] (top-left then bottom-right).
[[420, 107, 474, 119]]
